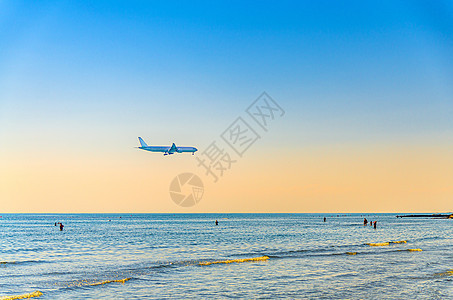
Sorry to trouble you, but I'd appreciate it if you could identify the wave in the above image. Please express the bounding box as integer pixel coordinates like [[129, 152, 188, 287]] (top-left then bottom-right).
[[322, 248, 423, 257], [64, 255, 268, 290], [366, 242, 390, 246], [434, 269, 453, 277], [266, 249, 311, 258], [0, 260, 44, 266], [1, 247, 46, 254], [89, 278, 131, 286], [198, 256, 269, 266], [264, 241, 411, 258], [266, 246, 348, 259], [58, 256, 269, 291], [67, 277, 131, 288], [0, 291, 42, 300], [366, 240, 408, 247]]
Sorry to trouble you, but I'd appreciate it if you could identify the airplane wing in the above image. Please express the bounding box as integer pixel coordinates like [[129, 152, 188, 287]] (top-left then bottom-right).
[[168, 143, 178, 154]]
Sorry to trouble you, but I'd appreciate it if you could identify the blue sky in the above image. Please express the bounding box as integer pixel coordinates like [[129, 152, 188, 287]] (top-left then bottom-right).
[[0, 1, 452, 212], [1, 1, 452, 150]]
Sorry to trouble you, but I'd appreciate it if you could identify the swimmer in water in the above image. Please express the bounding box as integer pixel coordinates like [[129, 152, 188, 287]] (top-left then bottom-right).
[[215, 220, 218, 226], [324, 217, 326, 222], [59, 223, 64, 231], [364, 218, 368, 225], [373, 221, 377, 229]]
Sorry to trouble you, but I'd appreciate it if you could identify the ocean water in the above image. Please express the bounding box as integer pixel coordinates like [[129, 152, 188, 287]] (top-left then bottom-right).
[[0, 213, 452, 299]]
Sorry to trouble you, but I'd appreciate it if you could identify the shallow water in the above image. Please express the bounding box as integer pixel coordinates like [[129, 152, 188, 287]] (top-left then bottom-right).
[[0, 213, 452, 299]]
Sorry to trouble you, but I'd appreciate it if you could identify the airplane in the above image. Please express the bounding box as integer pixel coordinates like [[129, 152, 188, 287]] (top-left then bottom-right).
[[136, 137, 198, 156]]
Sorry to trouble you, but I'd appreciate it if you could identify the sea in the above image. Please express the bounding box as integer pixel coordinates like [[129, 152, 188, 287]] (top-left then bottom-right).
[[0, 213, 452, 299]]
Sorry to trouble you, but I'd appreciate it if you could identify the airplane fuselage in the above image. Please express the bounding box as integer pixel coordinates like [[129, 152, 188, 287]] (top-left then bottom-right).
[[137, 137, 197, 155], [138, 146, 197, 154]]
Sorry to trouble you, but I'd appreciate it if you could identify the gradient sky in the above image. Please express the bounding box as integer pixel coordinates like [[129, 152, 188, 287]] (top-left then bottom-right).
[[1, 1, 452, 213]]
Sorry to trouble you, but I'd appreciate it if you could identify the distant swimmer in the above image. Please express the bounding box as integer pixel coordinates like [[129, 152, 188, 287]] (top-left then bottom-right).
[[55, 222, 57, 226], [324, 217, 326, 222], [364, 218, 368, 225], [215, 220, 219, 226], [59, 223, 64, 231], [373, 221, 377, 229]]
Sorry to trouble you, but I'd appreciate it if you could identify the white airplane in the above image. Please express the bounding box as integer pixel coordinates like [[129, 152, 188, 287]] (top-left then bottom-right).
[[137, 137, 198, 155]]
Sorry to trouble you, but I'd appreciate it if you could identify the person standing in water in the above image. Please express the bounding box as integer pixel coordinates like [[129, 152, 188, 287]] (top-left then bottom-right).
[[363, 218, 368, 225], [323, 217, 326, 222], [373, 221, 377, 229], [215, 220, 218, 226], [59, 223, 64, 231]]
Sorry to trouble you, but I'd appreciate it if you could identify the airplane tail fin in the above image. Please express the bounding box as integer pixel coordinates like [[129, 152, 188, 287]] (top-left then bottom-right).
[[138, 137, 148, 147]]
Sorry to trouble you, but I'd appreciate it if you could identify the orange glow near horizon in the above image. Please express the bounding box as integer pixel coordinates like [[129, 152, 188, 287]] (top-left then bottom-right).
[[1, 141, 452, 213]]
